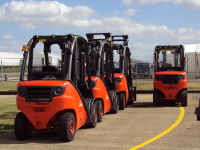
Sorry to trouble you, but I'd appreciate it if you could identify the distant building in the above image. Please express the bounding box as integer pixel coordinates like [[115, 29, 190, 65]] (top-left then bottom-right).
[[32, 52, 60, 67], [184, 44, 200, 79], [0, 52, 22, 66], [0, 52, 61, 67]]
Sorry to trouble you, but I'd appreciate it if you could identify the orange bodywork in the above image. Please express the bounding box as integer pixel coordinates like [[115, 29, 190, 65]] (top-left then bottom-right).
[[16, 80, 88, 131], [114, 73, 129, 104], [154, 71, 188, 100], [91, 76, 112, 114]]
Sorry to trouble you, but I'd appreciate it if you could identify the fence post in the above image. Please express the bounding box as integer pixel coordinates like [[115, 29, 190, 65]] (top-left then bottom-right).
[[1, 59, 2, 84]]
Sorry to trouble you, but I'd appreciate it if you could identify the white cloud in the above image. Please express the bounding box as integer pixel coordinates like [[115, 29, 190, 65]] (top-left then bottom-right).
[[124, 8, 139, 16], [2, 35, 15, 40], [0, 0, 94, 29], [0, 40, 24, 53], [1, 0, 198, 43], [122, 0, 167, 5], [127, 43, 156, 62], [121, 0, 200, 9], [89, 17, 200, 43], [20, 23, 36, 29], [113, 8, 139, 16], [1, 0, 200, 61]]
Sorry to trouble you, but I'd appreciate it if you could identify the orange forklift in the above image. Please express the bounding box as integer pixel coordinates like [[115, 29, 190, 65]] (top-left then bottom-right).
[[14, 34, 98, 142], [153, 45, 187, 106], [112, 35, 135, 109], [86, 33, 119, 122]]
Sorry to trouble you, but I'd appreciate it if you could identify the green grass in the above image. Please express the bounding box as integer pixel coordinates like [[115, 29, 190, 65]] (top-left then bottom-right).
[[0, 84, 17, 91], [133, 81, 200, 91], [133, 82, 153, 90], [2, 67, 21, 73], [0, 81, 199, 91], [0, 97, 19, 134]]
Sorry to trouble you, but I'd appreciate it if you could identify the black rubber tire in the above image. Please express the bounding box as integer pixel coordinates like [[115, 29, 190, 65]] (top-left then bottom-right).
[[14, 112, 32, 140], [87, 103, 98, 128], [97, 101, 103, 122], [197, 115, 200, 121], [119, 93, 125, 110], [59, 112, 76, 142], [180, 90, 187, 107], [153, 90, 160, 106], [110, 95, 119, 114]]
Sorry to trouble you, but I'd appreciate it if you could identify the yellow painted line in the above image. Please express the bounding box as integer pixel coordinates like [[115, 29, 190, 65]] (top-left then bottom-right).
[[128, 107, 185, 150]]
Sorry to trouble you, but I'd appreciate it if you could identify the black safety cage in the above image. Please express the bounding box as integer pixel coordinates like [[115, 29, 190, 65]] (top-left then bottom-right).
[[112, 35, 133, 100], [154, 45, 185, 72], [20, 34, 93, 97], [112, 35, 130, 74], [86, 33, 116, 91]]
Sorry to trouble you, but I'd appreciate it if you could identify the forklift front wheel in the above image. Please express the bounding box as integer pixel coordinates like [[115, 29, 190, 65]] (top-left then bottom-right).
[[181, 90, 187, 107], [153, 90, 160, 106]]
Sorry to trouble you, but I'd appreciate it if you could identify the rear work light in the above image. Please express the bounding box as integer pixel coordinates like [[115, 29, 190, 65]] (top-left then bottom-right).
[[115, 77, 122, 83], [55, 87, 64, 95], [22, 45, 28, 51]]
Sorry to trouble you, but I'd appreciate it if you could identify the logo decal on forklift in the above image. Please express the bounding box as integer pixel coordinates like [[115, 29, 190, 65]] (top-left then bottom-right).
[[42, 75, 56, 80], [79, 101, 83, 107], [106, 95, 109, 100]]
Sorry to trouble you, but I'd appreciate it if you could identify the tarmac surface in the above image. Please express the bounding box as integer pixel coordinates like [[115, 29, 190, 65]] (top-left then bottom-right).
[[0, 93, 199, 150]]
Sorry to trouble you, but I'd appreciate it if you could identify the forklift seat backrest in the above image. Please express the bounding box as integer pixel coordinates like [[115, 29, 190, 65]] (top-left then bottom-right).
[[104, 77, 115, 90], [78, 82, 92, 98], [42, 66, 57, 72], [114, 68, 120, 73]]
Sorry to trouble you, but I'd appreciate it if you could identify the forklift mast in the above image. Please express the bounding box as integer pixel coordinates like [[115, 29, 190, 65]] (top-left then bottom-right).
[[111, 35, 135, 103], [112, 35, 128, 46], [86, 32, 112, 43], [86, 32, 114, 78], [111, 35, 132, 80]]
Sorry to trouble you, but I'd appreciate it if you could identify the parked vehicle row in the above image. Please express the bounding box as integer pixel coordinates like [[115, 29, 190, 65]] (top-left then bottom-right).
[[14, 32, 190, 142], [14, 33, 136, 142]]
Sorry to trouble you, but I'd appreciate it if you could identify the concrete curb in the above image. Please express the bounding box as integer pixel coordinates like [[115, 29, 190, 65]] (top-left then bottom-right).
[[0, 91, 17, 95]]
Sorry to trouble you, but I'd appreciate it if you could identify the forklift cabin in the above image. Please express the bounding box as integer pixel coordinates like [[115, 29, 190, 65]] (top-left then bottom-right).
[[153, 45, 187, 106], [14, 34, 98, 142]]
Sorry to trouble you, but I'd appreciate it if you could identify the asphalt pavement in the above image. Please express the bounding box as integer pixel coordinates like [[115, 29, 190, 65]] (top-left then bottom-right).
[[0, 93, 199, 150]]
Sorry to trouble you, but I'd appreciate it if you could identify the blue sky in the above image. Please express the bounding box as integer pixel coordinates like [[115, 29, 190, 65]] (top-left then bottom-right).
[[0, 0, 200, 62]]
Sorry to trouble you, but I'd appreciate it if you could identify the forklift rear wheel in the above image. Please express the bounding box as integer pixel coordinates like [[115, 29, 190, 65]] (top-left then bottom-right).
[[97, 101, 103, 122], [59, 112, 76, 142], [110, 95, 119, 114], [14, 112, 32, 140], [197, 115, 200, 121], [87, 103, 98, 128], [153, 91, 160, 106], [119, 93, 125, 110], [181, 90, 187, 107]]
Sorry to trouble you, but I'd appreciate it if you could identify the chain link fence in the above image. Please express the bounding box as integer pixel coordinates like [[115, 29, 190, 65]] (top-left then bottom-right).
[[0, 59, 21, 83], [1, 53, 200, 83]]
